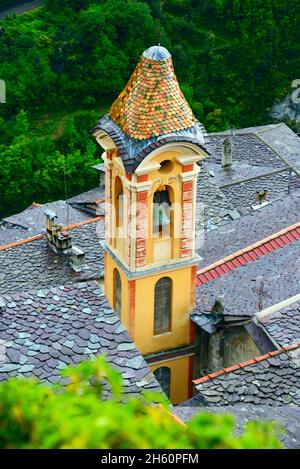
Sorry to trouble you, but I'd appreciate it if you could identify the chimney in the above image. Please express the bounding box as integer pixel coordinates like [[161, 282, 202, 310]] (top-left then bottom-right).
[[221, 137, 232, 168], [71, 246, 86, 272], [45, 209, 72, 253]]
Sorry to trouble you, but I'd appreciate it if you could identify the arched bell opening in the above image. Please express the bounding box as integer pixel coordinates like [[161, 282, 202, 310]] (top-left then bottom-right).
[[152, 185, 174, 262], [152, 185, 174, 239]]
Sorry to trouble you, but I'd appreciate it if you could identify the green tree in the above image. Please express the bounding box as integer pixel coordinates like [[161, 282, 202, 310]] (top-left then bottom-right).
[[0, 356, 283, 449], [0, 0, 299, 216]]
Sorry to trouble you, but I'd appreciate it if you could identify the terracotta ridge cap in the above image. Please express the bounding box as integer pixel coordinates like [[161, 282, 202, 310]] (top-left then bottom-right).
[[0, 216, 104, 252], [197, 221, 300, 277], [64, 215, 103, 230], [192, 341, 300, 385]]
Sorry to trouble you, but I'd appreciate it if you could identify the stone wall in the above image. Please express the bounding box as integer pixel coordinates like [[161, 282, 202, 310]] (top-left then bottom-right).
[[199, 326, 261, 372]]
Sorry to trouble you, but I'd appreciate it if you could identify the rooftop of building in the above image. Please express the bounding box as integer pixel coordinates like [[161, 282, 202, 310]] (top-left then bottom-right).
[[109, 45, 197, 141], [199, 190, 300, 267], [191, 341, 300, 404], [246, 295, 300, 351], [0, 187, 104, 247], [203, 126, 300, 216], [175, 341, 300, 448], [0, 281, 161, 397], [174, 404, 300, 449], [195, 231, 300, 319], [0, 217, 105, 296], [210, 122, 300, 175]]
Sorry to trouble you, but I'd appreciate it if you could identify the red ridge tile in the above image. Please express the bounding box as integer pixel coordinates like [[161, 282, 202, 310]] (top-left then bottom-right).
[[238, 359, 255, 367], [253, 353, 271, 362]]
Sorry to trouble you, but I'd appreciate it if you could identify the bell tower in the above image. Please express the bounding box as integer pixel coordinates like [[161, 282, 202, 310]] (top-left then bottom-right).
[[93, 45, 209, 403]]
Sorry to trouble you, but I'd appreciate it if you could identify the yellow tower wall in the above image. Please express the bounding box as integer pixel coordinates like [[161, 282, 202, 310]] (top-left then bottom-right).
[[105, 252, 195, 356], [150, 356, 192, 405]]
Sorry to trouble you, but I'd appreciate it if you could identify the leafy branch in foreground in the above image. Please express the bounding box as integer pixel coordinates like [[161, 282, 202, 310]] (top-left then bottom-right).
[[0, 356, 283, 449]]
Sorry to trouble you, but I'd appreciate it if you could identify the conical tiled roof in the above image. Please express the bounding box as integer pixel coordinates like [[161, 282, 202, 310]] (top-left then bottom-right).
[[109, 46, 196, 141]]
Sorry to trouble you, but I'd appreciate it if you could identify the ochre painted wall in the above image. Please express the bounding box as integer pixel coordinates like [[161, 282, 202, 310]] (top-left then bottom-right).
[[104, 251, 131, 333], [150, 356, 192, 405], [105, 253, 194, 355], [102, 144, 204, 405], [107, 149, 198, 270]]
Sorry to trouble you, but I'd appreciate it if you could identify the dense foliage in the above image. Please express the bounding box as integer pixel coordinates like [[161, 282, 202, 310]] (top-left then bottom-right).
[[0, 356, 282, 449], [0, 0, 299, 217]]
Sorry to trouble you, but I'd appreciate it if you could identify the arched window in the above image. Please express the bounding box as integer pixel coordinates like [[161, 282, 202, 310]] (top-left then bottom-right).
[[153, 188, 171, 238], [154, 277, 171, 335], [154, 367, 171, 398], [115, 176, 123, 229], [113, 269, 122, 317]]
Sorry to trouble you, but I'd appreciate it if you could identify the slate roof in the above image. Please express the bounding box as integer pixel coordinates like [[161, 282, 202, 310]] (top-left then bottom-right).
[[174, 404, 300, 449], [0, 218, 105, 296], [0, 200, 95, 246], [196, 237, 300, 317], [204, 128, 300, 214], [198, 223, 300, 287], [195, 168, 240, 233], [220, 168, 298, 215], [0, 282, 161, 397], [192, 343, 300, 407], [254, 123, 300, 176], [67, 187, 105, 216], [94, 114, 209, 174], [208, 122, 300, 172], [206, 133, 285, 183], [0, 226, 31, 246], [3, 200, 93, 231], [251, 296, 300, 349], [109, 45, 196, 140], [199, 190, 300, 268]]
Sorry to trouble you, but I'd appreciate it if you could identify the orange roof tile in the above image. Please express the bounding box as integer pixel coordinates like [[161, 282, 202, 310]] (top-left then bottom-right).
[[109, 46, 196, 140]]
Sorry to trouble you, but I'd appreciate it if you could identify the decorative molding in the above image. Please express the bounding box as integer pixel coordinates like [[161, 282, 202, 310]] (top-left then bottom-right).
[[135, 142, 206, 174], [135, 161, 161, 176], [104, 243, 202, 279], [148, 178, 163, 197], [94, 129, 117, 151], [167, 175, 181, 191], [175, 154, 205, 165], [113, 156, 125, 172]]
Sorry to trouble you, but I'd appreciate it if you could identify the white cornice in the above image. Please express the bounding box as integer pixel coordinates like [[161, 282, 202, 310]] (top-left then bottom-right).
[[175, 154, 205, 165], [94, 129, 117, 151], [135, 142, 207, 174], [135, 162, 161, 176]]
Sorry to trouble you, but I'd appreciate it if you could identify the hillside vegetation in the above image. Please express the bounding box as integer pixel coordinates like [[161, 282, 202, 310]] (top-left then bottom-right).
[[0, 0, 299, 218]]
